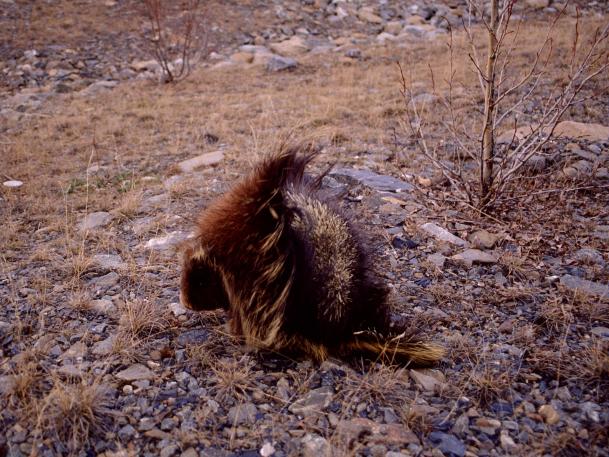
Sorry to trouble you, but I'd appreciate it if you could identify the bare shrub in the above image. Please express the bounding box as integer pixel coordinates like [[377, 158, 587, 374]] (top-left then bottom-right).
[[142, 0, 207, 83], [36, 378, 113, 453], [400, 0, 609, 209]]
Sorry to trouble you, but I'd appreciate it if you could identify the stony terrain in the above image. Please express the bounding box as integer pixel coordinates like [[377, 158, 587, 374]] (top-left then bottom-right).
[[1, 1, 609, 457]]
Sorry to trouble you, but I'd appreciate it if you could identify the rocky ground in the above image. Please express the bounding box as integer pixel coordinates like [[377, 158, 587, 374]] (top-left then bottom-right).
[[1, 1, 609, 457]]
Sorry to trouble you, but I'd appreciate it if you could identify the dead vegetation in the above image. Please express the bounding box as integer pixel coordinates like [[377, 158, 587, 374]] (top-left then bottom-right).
[[1, 4, 608, 455]]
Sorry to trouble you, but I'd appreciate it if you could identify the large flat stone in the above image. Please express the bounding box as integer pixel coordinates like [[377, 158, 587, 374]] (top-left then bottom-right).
[[177, 151, 224, 173], [331, 168, 414, 193], [560, 275, 609, 299]]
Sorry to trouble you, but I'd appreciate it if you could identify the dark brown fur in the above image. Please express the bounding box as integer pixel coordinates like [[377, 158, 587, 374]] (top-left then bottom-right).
[[180, 146, 444, 365]]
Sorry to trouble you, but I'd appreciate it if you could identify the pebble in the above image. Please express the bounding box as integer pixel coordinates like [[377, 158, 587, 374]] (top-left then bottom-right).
[[3, 180, 23, 188], [288, 386, 334, 416], [301, 434, 330, 457], [428, 432, 465, 457], [591, 326, 609, 338], [331, 168, 414, 193], [559, 274, 609, 298], [571, 248, 605, 266], [420, 223, 468, 247], [451, 249, 498, 266], [227, 403, 258, 425], [90, 298, 117, 315], [118, 424, 137, 440], [91, 254, 126, 271], [474, 417, 501, 435], [410, 369, 446, 392], [539, 404, 560, 425], [499, 430, 518, 452], [79, 211, 113, 231], [144, 231, 189, 251], [115, 364, 155, 381], [468, 230, 500, 249], [177, 329, 209, 346], [177, 151, 224, 173]]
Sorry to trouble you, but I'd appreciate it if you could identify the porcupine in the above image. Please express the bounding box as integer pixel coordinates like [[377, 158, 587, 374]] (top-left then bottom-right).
[[180, 145, 444, 365]]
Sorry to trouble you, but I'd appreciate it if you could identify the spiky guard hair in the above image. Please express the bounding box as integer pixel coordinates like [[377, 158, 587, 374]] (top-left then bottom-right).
[[180, 145, 444, 365]]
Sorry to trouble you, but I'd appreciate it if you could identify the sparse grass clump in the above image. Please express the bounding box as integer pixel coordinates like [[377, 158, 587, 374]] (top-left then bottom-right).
[[118, 298, 172, 339], [37, 379, 113, 453]]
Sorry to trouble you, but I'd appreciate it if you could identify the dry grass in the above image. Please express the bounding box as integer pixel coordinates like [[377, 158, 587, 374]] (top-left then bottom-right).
[[118, 298, 172, 339], [36, 378, 113, 454], [67, 288, 92, 312], [113, 188, 143, 220]]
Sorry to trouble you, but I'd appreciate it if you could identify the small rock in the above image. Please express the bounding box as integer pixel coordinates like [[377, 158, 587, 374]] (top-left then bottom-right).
[[427, 253, 446, 268], [91, 254, 126, 272], [80, 80, 118, 96], [79, 211, 113, 231], [90, 299, 116, 315], [160, 417, 177, 431], [0, 375, 15, 395], [92, 335, 116, 356], [499, 431, 518, 453], [572, 248, 605, 266], [138, 417, 156, 431], [259, 442, 275, 457], [468, 230, 500, 249], [89, 272, 120, 290], [115, 363, 155, 381], [580, 402, 600, 423], [573, 148, 598, 161], [564, 159, 592, 178], [177, 329, 209, 345], [160, 444, 179, 457], [230, 52, 254, 64], [451, 249, 498, 266], [131, 59, 161, 72], [269, 36, 310, 57], [177, 151, 224, 172], [420, 223, 468, 247], [392, 237, 418, 249], [227, 403, 257, 425], [410, 369, 446, 392], [3, 180, 23, 188], [428, 432, 465, 457], [336, 418, 419, 446], [474, 417, 501, 435], [358, 7, 383, 24], [57, 364, 85, 377], [168, 302, 187, 316], [144, 231, 189, 251], [526, 0, 550, 8], [344, 48, 362, 59], [289, 386, 333, 416], [331, 168, 413, 193], [591, 326, 609, 338], [61, 341, 87, 360], [560, 274, 609, 299], [539, 404, 560, 425], [118, 424, 137, 440], [384, 20, 403, 35], [498, 319, 514, 333], [554, 121, 609, 142], [301, 434, 330, 457], [266, 55, 298, 72], [181, 448, 199, 457]]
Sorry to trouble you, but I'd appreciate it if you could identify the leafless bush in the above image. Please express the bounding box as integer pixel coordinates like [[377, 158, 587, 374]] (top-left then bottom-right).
[[400, 0, 609, 210], [143, 0, 207, 83]]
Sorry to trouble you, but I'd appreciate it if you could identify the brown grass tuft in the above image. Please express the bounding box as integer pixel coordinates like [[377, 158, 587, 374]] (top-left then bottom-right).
[[36, 378, 113, 453]]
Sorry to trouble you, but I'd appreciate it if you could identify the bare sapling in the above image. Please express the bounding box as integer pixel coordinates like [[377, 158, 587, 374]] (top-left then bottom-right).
[[143, 0, 206, 83], [400, 0, 609, 210]]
